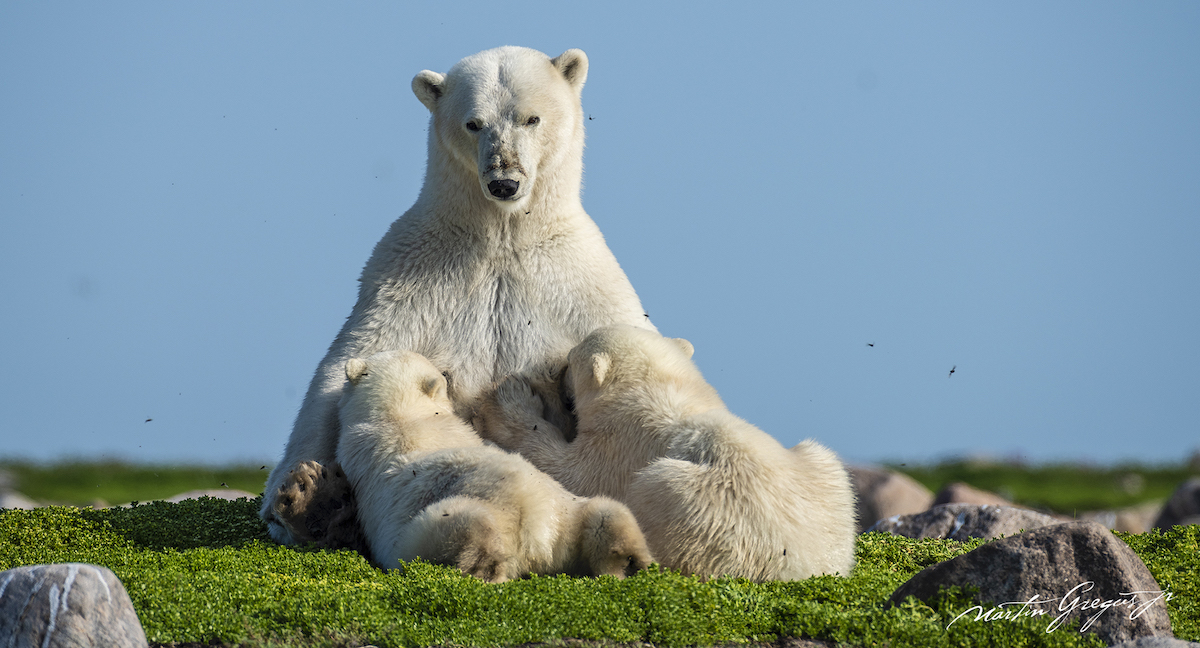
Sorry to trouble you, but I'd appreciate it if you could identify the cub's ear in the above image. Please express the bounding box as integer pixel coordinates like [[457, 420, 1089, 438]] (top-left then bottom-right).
[[672, 338, 695, 359], [420, 375, 445, 399], [412, 70, 446, 112], [550, 49, 588, 92], [590, 352, 610, 387], [345, 358, 369, 385]]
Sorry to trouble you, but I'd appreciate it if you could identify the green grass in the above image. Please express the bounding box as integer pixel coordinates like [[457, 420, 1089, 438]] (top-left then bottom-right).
[[3, 497, 1197, 648], [5, 458, 1195, 514], [888, 460, 1197, 514], [0, 459, 270, 506]]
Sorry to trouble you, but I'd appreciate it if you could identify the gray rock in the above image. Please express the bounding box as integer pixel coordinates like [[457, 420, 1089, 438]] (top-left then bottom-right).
[[1106, 637, 1200, 648], [1153, 478, 1200, 529], [848, 465, 934, 532], [1081, 510, 1119, 529], [868, 503, 1060, 541], [0, 491, 38, 510], [0, 563, 148, 648], [932, 481, 1014, 507], [163, 488, 257, 503], [1082, 501, 1164, 534], [1113, 502, 1165, 534], [887, 521, 1174, 645]]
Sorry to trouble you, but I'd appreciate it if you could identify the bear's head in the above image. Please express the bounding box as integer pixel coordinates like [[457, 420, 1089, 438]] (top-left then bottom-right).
[[412, 46, 588, 211], [342, 350, 452, 421], [565, 325, 707, 416]]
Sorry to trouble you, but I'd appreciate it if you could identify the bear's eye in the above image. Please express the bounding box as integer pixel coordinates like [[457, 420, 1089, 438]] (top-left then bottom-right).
[[525, 116, 540, 126], [465, 121, 481, 132]]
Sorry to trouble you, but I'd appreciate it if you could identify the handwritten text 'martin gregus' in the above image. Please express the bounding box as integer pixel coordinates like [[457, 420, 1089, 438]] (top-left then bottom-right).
[[946, 581, 1173, 633]]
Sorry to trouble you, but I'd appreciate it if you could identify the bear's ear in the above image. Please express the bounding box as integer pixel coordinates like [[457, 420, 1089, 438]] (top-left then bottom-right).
[[551, 49, 588, 92], [589, 352, 610, 387], [345, 358, 369, 385], [412, 70, 446, 112], [420, 375, 444, 400], [672, 338, 695, 359]]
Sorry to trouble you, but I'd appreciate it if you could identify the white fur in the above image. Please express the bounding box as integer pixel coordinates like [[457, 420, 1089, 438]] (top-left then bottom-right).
[[262, 46, 653, 542], [337, 350, 652, 582], [481, 326, 857, 581]]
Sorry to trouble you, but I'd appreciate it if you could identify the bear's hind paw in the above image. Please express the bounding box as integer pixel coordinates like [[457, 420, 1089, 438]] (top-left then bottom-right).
[[271, 460, 341, 543]]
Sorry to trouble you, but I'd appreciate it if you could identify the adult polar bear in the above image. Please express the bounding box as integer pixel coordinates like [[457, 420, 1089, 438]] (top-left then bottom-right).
[[261, 46, 654, 544]]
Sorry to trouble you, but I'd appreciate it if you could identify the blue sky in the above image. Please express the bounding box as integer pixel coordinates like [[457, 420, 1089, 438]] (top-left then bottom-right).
[[1, 2, 1197, 467]]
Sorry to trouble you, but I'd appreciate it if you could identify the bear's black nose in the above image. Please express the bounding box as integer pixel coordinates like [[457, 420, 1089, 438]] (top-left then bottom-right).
[[488, 179, 519, 199]]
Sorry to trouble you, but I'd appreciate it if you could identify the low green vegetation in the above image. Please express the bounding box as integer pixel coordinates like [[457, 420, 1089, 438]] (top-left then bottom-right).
[[0, 459, 270, 506], [3, 498, 1197, 648], [5, 458, 1196, 514], [888, 460, 1196, 514]]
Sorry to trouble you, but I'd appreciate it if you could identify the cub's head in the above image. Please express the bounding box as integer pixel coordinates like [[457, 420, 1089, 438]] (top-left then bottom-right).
[[565, 325, 698, 412], [342, 350, 452, 420], [412, 46, 588, 210]]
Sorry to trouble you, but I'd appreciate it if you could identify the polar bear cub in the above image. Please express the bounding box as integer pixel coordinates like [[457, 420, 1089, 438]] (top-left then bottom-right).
[[481, 326, 857, 581], [337, 349, 652, 582]]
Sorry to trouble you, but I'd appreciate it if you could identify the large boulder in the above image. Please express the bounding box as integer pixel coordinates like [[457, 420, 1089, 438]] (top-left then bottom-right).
[[887, 521, 1173, 645], [932, 481, 1015, 507], [867, 503, 1059, 541], [1081, 501, 1164, 534], [0, 563, 147, 648], [0, 491, 38, 510], [0, 469, 37, 510], [848, 465, 934, 532], [1152, 478, 1200, 529], [1106, 638, 1200, 648]]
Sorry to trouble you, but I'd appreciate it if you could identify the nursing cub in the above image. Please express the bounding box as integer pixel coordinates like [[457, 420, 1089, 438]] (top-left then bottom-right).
[[481, 326, 857, 581], [337, 349, 651, 582]]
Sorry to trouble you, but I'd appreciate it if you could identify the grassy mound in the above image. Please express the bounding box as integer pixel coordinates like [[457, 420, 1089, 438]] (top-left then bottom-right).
[[893, 460, 1196, 513], [6, 458, 1195, 514], [0, 460, 270, 506], [3, 497, 1196, 647]]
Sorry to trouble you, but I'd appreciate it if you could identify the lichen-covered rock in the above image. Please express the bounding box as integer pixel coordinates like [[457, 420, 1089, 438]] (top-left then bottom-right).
[[0, 563, 147, 648], [887, 521, 1173, 645], [868, 503, 1059, 541], [848, 465, 934, 532]]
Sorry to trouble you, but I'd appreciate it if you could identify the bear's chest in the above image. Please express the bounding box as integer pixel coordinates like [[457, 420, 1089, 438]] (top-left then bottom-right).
[[368, 236, 600, 397]]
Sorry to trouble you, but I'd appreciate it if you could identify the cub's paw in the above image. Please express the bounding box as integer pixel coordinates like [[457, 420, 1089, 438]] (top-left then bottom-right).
[[477, 376, 544, 447], [457, 542, 513, 584], [454, 524, 514, 584], [495, 375, 544, 420], [581, 498, 654, 579]]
